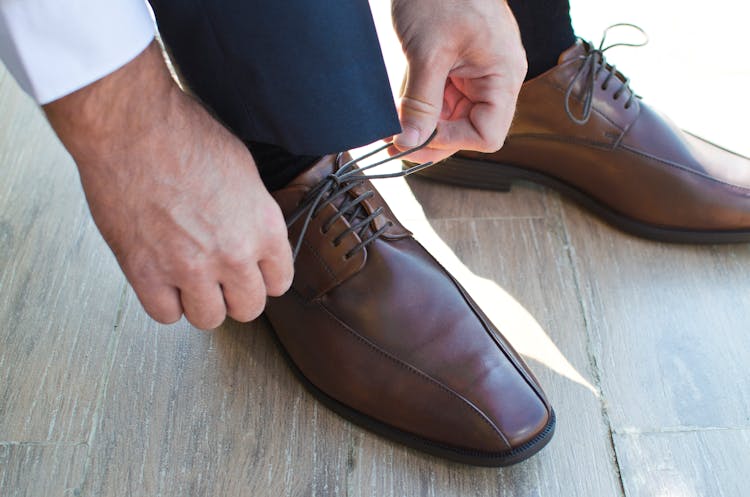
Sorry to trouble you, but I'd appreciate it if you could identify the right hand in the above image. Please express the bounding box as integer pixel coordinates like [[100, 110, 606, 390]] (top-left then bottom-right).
[[390, 0, 527, 163], [44, 42, 294, 330]]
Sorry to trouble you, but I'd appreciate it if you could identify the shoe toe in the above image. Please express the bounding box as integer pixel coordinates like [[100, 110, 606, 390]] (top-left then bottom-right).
[[442, 351, 552, 455], [481, 367, 551, 449]]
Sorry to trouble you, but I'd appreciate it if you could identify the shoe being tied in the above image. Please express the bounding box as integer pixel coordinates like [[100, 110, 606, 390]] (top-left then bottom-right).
[[264, 139, 555, 466], [412, 24, 750, 243]]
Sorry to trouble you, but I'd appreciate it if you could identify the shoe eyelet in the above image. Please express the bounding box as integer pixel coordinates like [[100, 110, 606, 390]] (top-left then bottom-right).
[[601, 84, 608, 91]]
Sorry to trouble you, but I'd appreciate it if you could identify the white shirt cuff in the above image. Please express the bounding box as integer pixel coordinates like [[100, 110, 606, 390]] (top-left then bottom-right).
[[0, 0, 155, 104]]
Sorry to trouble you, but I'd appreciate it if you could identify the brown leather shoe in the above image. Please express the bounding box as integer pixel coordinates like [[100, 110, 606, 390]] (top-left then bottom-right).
[[264, 149, 554, 466], [412, 38, 750, 243]]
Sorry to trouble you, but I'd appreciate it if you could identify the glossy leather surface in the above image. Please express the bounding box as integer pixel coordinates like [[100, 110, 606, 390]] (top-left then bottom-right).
[[456, 41, 750, 232], [265, 156, 552, 458]]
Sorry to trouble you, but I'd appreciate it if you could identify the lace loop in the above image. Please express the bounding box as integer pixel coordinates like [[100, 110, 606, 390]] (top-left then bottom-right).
[[286, 129, 438, 260], [564, 23, 648, 125]]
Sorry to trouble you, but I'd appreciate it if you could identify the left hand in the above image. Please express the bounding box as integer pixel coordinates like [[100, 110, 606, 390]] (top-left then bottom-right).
[[390, 0, 527, 163]]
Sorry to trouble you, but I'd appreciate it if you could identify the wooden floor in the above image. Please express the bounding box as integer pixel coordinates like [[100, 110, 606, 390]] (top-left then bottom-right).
[[2, 2, 750, 496]]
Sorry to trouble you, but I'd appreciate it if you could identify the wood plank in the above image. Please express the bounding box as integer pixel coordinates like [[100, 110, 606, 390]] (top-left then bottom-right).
[[346, 216, 623, 497], [562, 203, 750, 431], [614, 429, 750, 497], [405, 176, 549, 220], [82, 293, 354, 497], [83, 210, 621, 496], [0, 442, 87, 497], [0, 68, 125, 441]]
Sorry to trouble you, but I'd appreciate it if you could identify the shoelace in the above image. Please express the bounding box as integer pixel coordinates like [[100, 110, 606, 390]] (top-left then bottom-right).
[[564, 23, 649, 125], [285, 130, 438, 261]]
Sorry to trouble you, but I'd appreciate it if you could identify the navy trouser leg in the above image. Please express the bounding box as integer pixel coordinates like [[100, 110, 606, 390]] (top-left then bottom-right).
[[507, 0, 575, 80], [149, 0, 400, 157]]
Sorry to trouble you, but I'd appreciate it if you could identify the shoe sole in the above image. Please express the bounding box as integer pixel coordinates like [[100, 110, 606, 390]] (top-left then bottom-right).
[[264, 320, 556, 467], [408, 156, 750, 244]]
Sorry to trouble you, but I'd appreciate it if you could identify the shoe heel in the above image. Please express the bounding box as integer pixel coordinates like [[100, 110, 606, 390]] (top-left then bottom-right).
[[404, 156, 514, 192]]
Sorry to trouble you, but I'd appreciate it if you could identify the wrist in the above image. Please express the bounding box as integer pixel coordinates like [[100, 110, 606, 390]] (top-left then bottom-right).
[[43, 41, 178, 163]]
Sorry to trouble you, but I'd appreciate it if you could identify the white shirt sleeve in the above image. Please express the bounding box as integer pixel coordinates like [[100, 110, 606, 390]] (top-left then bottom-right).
[[0, 0, 155, 104]]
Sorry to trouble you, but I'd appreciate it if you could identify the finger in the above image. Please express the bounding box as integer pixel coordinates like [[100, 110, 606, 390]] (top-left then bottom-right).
[[179, 281, 227, 330], [437, 106, 510, 153], [387, 134, 457, 163], [258, 245, 295, 297], [394, 55, 452, 151], [221, 267, 267, 323], [131, 282, 183, 324], [439, 78, 521, 152], [398, 146, 457, 165]]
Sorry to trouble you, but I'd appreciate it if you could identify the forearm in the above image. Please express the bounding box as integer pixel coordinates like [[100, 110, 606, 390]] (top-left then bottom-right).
[[43, 41, 176, 164]]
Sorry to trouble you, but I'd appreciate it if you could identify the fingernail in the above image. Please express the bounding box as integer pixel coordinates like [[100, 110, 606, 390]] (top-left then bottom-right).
[[395, 126, 420, 148]]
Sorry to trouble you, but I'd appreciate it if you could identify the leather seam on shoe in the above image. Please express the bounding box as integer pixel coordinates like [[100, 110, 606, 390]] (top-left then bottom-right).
[[486, 134, 750, 194], [619, 144, 750, 194], [542, 78, 633, 132], [442, 269, 551, 406], [302, 236, 337, 280], [684, 130, 750, 159], [316, 300, 513, 450], [297, 235, 365, 299], [505, 133, 614, 150], [399, 239, 550, 408], [271, 295, 557, 461]]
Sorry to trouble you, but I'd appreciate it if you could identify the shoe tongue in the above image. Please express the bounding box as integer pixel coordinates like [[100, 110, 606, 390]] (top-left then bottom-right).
[[286, 154, 338, 189], [285, 153, 375, 237], [558, 40, 588, 64]]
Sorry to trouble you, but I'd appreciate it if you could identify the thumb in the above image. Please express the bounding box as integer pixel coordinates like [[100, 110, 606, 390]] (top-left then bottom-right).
[[394, 58, 450, 150]]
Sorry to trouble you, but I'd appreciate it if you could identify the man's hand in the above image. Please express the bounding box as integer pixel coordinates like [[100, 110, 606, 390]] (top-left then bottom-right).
[[391, 0, 527, 163], [44, 42, 294, 330]]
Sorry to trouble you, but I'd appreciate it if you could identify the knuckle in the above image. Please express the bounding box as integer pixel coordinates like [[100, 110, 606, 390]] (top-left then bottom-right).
[[148, 308, 182, 325], [262, 261, 294, 297], [174, 256, 206, 278], [222, 245, 257, 273], [133, 286, 182, 325], [269, 223, 291, 246], [121, 253, 156, 284], [182, 296, 226, 331], [139, 297, 182, 325], [264, 220, 291, 249], [230, 292, 267, 322], [229, 301, 265, 323], [186, 311, 226, 331], [225, 282, 267, 322], [478, 136, 505, 153], [515, 52, 529, 79], [247, 297, 267, 320], [400, 95, 441, 119], [266, 276, 292, 297], [404, 43, 437, 66], [261, 199, 286, 228]]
